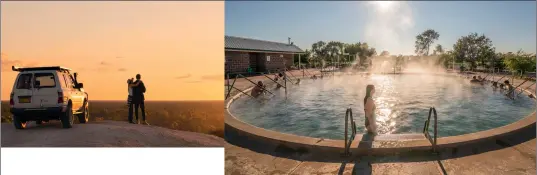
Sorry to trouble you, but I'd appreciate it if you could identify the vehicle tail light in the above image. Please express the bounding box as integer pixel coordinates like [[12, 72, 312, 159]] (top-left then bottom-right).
[[57, 91, 64, 103], [9, 93, 14, 107]]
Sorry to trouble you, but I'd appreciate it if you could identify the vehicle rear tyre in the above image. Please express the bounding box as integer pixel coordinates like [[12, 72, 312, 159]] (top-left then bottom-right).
[[36, 120, 43, 125], [60, 104, 74, 128], [13, 115, 27, 129], [77, 104, 89, 124]]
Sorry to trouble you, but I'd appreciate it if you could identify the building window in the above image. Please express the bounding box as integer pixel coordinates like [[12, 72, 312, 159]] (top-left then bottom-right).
[[280, 54, 283, 58], [267, 56, 270, 62]]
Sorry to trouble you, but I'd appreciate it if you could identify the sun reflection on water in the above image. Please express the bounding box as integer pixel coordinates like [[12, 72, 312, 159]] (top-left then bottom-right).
[[230, 73, 536, 139]]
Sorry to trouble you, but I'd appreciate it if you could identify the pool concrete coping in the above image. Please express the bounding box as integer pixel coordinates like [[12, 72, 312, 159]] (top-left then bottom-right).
[[225, 74, 536, 157]]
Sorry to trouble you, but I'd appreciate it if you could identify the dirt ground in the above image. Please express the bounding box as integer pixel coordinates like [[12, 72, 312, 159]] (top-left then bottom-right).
[[1, 120, 224, 147]]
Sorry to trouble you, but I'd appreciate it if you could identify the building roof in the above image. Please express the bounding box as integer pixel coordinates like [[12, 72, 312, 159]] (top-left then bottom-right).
[[225, 36, 304, 53]]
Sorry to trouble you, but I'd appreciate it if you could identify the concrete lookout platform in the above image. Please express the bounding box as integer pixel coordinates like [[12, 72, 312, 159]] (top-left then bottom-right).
[[225, 73, 536, 161]]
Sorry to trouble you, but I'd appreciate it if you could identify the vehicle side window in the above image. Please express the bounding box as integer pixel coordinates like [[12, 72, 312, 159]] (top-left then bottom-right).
[[62, 74, 73, 88], [68, 74, 77, 85], [16, 74, 33, 89], [34, 73, 56, 88]]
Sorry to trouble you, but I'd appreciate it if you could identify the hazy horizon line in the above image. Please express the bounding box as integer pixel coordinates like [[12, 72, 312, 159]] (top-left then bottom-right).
[[0, 100, 224, 102]]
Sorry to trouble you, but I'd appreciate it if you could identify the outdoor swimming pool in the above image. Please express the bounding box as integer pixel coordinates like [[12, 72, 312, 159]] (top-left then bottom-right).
[[229, 73, 536, 140]]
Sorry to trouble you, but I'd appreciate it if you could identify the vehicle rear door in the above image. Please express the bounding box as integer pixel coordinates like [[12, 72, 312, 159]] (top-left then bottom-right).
[[32, 72, 60, 108], [67, 73, 84, 110], [13, 73, 34, 108], [67, 73, 82, 110]]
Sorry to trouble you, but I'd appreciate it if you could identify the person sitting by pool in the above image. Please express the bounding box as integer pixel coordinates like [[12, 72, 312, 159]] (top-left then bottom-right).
[[470, 76, 481, 83], [274, 74, 279, 81], [311, 75, 317, 79], [251, 81, 265, 98], [296, 79, 301, 85], [499, 83, 505, 91], [364, 84, 378, 135]]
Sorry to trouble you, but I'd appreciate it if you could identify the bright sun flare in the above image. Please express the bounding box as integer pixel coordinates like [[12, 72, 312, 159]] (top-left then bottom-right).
[[372, 1, 394, 11]]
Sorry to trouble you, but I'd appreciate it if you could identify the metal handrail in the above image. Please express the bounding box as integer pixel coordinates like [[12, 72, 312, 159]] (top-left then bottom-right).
[[225, 73, 276, 101], [423, 107, 438, 152], [343, 108, 357, 157], [517, 82, 536, 97]]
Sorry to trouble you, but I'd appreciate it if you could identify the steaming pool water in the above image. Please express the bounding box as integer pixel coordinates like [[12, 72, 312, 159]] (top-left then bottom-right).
[[229, 73, 536, 140]]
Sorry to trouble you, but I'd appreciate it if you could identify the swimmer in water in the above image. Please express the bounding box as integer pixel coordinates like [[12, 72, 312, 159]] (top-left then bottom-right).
[[251, 81, 265, 98], [470, 76, 481, 83], [479, 75, 488, 82], [504, 80, 515, 98]]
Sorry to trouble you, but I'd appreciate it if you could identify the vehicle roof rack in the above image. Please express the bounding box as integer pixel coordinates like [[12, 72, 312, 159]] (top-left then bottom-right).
[[12, 66, 71, 72]]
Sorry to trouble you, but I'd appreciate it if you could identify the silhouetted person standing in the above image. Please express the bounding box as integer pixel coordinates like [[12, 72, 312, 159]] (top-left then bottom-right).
[[132, 74, 147, 124], [127, 78, 141, 124]]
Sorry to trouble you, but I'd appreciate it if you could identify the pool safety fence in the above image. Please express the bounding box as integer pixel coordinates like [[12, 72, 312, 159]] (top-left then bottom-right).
[[506, 79, 529, 100], [225, 69, 314, 100], [517, 81, 536, 98], [225, 73, 277, 101]]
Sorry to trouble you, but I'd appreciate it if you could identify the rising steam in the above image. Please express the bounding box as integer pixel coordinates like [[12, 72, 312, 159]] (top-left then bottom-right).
[[364, 1, 415, 55]]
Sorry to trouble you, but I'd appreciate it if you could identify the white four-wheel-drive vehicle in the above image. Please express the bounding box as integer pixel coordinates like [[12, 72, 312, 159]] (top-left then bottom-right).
[[9, 66, 89, 129]]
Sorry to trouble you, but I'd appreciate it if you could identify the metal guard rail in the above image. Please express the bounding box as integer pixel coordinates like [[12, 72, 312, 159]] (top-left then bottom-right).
[[423, 107, 438, 152], [343, 108, 357, 156]]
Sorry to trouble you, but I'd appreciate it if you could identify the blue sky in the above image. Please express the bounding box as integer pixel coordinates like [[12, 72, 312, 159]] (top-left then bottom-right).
[[226, 1, 536, 55]]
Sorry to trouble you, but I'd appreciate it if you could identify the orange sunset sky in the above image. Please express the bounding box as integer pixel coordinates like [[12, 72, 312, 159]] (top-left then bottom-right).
[[1, 2, 224, 101]]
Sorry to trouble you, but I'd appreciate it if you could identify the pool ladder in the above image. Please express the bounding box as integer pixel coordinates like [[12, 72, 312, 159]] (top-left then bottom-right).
[[342, 108, 357, 157], [423, 107, 438, 152]]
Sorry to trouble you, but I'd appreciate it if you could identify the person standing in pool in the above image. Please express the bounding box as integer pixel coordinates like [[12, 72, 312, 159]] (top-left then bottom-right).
[[492, 81, 498, 91], [504, 80, 515, 98], [364, 84, 378, 134]]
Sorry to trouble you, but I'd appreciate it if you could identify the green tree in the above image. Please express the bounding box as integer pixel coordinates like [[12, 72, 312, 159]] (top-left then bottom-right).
[[357, 43, 376, 67], [493, 52, 507, 71], [437, 51, 454, 68], [415, 29, 440, 56], [452, 33, 495, 70], [325, 41, 345, 62], [311, 41, 327, 67], [503, 50, 536, 75], [433, 44, 444, 55], [294, 49, 311, 68]]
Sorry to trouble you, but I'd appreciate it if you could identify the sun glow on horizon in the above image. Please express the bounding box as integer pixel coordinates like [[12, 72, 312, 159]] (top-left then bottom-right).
[[1, 2, 224, 101]]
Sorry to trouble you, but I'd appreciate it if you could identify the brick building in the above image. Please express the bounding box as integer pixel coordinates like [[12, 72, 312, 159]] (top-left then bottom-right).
[[225, 36, 304, 75]]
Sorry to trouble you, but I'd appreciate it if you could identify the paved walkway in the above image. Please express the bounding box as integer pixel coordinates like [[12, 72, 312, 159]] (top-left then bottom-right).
[[226, 138, 535, 175], [225, 70, 536, 175]]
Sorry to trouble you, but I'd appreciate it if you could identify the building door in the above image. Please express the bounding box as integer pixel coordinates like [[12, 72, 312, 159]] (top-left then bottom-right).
[[255, 53, 264, 73], [248, 53, 257, 73]]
